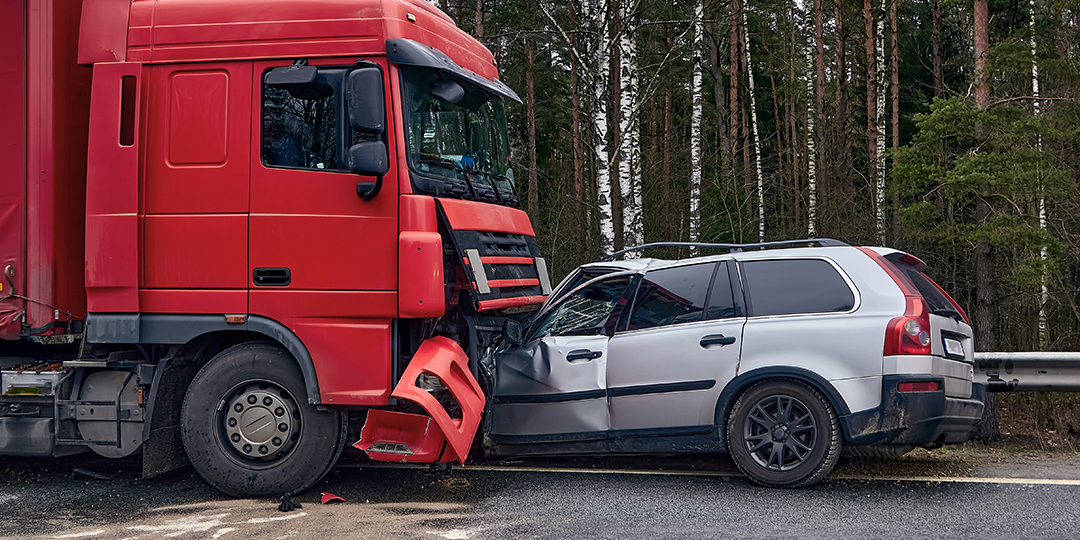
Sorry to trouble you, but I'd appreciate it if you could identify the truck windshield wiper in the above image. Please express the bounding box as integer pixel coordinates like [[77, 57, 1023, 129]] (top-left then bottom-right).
[[417, 156, 476, 198]]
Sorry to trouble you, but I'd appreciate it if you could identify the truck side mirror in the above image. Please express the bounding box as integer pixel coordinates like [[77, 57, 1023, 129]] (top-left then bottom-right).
[[265, 64, 317, 89], [347, 67, 385, 134], [349, 141, 389, 201]]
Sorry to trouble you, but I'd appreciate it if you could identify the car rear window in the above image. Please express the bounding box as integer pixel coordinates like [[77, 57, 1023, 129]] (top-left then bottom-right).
[[625, 263, 716, 331], [882, 254, 963, 320], [742, 259, 855, 316]]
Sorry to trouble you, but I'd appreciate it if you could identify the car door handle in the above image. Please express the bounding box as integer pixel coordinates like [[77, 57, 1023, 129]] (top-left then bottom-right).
[[700, 334, 737, 347], [566, 349, 603, 361]]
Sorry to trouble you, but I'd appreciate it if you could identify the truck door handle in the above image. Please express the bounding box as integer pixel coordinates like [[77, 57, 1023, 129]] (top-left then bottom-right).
[[700, 334, 736, 347], [567, 349, 603, 361]]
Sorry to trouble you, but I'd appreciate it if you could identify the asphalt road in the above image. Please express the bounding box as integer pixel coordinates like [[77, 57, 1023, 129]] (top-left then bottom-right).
[[4, 452, 1080, 540]]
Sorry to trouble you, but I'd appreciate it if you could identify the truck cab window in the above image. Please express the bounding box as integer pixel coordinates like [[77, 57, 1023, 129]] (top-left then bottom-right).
[[262, 74, 340, 170]]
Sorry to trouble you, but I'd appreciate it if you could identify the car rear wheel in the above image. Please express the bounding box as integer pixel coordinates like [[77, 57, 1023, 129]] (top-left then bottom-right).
[[726, 379, 841, 488], [181, 342, 347, 498]]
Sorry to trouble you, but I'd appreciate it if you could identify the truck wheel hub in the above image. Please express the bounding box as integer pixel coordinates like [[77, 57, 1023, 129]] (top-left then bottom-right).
[[222, 385, 299, 461]]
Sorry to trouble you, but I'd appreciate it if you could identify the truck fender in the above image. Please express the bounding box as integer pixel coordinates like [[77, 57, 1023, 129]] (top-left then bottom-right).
[[86, 313, 322, 404]]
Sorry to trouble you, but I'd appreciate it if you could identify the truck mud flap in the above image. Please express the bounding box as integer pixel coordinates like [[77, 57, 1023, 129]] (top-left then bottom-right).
[[355, 337, 484, 463]]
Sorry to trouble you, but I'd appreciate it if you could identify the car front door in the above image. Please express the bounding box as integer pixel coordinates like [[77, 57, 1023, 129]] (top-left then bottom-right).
[[488, 274, 635, 442], [607, 261, 745, 433]]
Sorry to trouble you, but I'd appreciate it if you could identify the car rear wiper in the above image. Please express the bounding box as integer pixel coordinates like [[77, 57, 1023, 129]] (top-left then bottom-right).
[[930, 308, 964, 323]]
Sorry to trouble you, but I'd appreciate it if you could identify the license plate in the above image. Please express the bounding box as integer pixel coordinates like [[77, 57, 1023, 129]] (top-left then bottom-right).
[[943, 337, 965, 358]]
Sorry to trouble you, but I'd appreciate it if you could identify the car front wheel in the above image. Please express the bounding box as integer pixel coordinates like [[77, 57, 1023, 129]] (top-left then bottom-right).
[[726, 379, 841, 488]]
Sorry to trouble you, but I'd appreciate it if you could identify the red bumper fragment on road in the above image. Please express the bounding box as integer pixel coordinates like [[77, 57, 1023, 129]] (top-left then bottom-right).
[[354, 336, 484, 463]]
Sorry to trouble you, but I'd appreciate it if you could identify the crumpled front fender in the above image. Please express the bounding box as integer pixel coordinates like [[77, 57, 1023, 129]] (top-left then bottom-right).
[[355, 336, 484, 463]]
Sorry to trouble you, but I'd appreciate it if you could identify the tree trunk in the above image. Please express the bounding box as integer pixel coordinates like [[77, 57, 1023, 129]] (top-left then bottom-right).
[[689, 0, 704, 250], [834, 0, 851, 210], [874, 0, 887, 244], [594, 0, 614, 256], [729, 0, 741, 192], [972, 0, 998, 442], [891, 0, 900, 243], [618, 0, 643, 253], [1031, 0, 1047, 349], [931, 0, 942, 98], [805, 0, 818, 236], [707, 19, 733, 193], [526, 39, 539, 219], [474, 0, 484, 37], [570, 4, 586, 259], [743, 9, 765, 242]]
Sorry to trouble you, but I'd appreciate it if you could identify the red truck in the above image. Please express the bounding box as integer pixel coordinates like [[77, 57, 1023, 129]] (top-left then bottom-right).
[[0, 0, 550, 497]]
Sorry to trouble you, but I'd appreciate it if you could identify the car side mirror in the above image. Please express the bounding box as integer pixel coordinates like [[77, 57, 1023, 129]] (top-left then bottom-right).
[[503, 319, 524, 346], [431, 80, 465, 104], [347, 67, 385, 134]]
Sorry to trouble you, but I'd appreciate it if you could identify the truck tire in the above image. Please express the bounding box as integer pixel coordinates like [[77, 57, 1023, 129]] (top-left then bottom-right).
[[181, 342, 347, 498], [725, 379, 841, 488]]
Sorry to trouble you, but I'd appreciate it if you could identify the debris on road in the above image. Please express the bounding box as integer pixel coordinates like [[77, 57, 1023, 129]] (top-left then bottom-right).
[[278, 494, 303, 512], [320, 492, 346, 504]]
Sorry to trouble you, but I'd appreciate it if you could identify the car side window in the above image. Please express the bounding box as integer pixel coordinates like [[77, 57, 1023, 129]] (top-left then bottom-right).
[[705, 261, 737, 320], [262, 69, 342, 171], [742, 259, 855, 316], [625, 263, 715, 331], [531, 276, 633, 339]]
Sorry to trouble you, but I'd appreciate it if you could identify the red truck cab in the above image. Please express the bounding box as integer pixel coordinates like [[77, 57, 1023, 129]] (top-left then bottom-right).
[[0, 0, 549, 497]]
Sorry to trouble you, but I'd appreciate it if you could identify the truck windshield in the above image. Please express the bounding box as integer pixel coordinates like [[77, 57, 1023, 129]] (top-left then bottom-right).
[[400, 66, 515, 203]]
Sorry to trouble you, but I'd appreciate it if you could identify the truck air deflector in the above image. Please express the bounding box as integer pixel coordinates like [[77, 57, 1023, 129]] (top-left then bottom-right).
[[355, 336, 484, 463], [386, 39, 521, 103]]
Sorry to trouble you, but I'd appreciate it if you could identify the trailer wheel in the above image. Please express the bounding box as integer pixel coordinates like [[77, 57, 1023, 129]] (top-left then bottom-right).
[[181, 342, 347, 498]]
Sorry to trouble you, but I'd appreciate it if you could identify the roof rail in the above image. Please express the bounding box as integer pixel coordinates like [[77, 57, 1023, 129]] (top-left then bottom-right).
[[599, 239, 849, 262]]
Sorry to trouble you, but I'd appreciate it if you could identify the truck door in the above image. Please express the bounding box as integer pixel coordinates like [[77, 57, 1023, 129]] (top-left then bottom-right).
[[248, 59, 399, 405], [488, 274, 634, 442]]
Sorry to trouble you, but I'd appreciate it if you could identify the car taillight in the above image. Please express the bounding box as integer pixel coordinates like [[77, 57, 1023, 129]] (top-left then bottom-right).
[[884, 297, 932, 356]]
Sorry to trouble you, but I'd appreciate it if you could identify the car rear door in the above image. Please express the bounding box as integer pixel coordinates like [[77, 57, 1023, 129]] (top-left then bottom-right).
[[488, 274, 634, 441], [606, 262, 745, 432]]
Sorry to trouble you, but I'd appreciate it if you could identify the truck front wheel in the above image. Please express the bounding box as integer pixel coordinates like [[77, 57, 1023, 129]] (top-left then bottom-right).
[[181, 342, 347, 498]]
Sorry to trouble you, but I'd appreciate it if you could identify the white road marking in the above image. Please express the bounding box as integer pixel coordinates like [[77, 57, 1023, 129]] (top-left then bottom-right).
[[427, 528, 480, 539], [212, 527, 236, 539], [456, 464, 1080, 486], [50, 531, 105, 539]]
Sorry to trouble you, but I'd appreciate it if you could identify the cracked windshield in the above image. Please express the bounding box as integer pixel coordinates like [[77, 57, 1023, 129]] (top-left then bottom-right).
[[401, 66, 515, 200]]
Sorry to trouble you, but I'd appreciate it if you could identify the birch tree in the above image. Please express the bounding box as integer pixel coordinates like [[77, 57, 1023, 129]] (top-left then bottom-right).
[[591, 0, 615, 255], [689, 0, 704, 250], [743, 9, 765, 241], [1031, 0, 1047, 348], [618, 0, 643, 253], [875, 0, 887, 244], [804, 0, 818, 236]]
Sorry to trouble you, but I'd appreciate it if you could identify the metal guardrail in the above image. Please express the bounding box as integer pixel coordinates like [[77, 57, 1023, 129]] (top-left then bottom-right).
[[974, 352, 1080, 392]]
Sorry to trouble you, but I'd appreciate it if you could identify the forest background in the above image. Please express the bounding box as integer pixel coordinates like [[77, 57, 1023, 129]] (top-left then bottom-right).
[[441, 0, 1079, 443]]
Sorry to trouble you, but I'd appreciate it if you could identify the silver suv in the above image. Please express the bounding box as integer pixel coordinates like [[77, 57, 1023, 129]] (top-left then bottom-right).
[[482, 240, 984, 487]]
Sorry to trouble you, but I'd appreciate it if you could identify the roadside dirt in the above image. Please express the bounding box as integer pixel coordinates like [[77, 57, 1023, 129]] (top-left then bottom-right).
[[835, 392, 1080, 480]]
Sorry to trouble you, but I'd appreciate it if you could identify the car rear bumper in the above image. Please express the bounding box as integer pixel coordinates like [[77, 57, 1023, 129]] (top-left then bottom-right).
[[840, 375, 985, 447]]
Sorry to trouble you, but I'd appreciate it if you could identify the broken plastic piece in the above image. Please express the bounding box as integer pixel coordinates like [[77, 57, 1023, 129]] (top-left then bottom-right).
[[278, 494, 303, 512], [320, 492, 346, 504], [355, 337, 485, 464]]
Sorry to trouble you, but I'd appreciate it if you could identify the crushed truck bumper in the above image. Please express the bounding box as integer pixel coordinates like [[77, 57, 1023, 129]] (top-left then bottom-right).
[[355, 336, 484, 463]]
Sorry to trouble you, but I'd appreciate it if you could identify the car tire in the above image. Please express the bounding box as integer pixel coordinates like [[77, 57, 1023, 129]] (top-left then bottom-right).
[[726, 379, 841, 488], [181, 342, 347, 498]]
